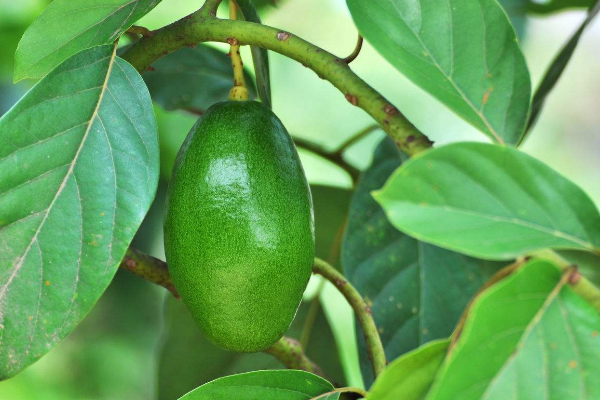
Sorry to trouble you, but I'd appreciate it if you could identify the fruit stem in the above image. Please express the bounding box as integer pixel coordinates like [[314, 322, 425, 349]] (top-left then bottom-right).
[[227, 0, 249, 101], [119, 248, 179, 298], [312, 258, 387, 378], [263, 336, 325, 378], [120, 2, 434, 156]]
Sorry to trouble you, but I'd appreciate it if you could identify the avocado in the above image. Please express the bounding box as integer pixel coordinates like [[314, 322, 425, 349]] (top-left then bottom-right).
[[164, 101, 315, 352]]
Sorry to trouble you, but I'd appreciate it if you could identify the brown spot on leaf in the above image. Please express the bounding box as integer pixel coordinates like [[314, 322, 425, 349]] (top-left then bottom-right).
[[146, 66, 155, 72], [569, 360, 578, 369], [45, 281, 50, 286]]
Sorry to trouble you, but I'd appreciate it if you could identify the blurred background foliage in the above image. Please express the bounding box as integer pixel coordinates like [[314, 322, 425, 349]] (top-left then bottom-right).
[[0, 0, 599, 398]]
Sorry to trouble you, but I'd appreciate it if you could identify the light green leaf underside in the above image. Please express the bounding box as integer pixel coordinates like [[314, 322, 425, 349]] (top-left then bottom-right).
[[369, 339, 449, 400], [14, 0, 162, 81], [374, 142, 600, 260], [179, 370, 338, 400], [143, 45, 257, 113], [0, 44, 159, 379], [346, 0, 531, 144], [427, 259, 600, 400], [342, 138, 502, 386]]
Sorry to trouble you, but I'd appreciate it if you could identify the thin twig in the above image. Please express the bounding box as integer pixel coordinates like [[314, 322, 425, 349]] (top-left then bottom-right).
[[343, 35, 364, 64], [263, 336, 325, 377], [119, 248, 179, 298]]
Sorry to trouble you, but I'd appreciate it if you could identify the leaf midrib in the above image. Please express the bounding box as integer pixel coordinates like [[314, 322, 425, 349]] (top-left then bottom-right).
[[389, 201, 596, 252]]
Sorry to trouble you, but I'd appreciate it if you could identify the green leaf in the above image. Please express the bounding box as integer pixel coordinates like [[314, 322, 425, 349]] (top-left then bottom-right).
[[0, 44, 159, 379], [179, 370, 337, 400], [374, 142, 600, 260], [498, 0, 529, 38], [346, 0, 531, 144], [342, 138, 503, 386], [528, 0, 597, 13], [368, 340, 449, 400], [157, 297, 346, 399], [237, 0, 272, 108], [312, 185, 352, 270], [427, 259, 600, 400], [14, 0, 162, 81], [143, 45, 257, 113], [522, 0, 600, 138]]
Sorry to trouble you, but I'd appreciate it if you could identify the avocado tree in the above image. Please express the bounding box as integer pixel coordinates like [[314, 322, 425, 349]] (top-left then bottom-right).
[[1, 0, 600, 398]]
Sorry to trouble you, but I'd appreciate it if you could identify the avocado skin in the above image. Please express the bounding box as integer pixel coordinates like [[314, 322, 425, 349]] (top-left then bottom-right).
[[164, 101, 314, 352]]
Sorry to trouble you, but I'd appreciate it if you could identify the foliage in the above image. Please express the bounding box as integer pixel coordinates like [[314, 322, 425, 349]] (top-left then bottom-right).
[[1, 0, 600, 398]]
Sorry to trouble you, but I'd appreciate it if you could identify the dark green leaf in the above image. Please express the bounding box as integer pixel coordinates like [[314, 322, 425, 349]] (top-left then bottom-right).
[[179, 370, 337, 400], [312, 185, 352, 270], [342, 138, 502, 386], [0, 44, 159, 379], [157, 297, 346, 400], [368, 340, 449, 400], [14, 0, 162, 81], [527, 0, 596, 13], [427, 259, 600, 400], [375, 142, 600, 260], [237, 0, 272, 108], [346, 0, 531, 144], [522, 0, 600, 139], [143, 45, 257, 113]]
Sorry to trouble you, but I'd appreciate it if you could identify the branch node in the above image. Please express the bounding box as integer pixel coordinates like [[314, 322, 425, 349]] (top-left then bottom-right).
[[276, 31, 292, 41]]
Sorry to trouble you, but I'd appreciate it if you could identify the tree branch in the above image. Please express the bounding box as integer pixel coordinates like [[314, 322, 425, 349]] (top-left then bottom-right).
[[119, 248, 179, 298], [263, 336, 324, 377], [312, 258, 387, 378], [120, 8, 433, 156]]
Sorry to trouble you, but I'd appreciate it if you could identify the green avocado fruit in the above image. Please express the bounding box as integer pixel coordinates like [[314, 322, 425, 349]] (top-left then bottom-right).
[[164, 101, 315, 352]]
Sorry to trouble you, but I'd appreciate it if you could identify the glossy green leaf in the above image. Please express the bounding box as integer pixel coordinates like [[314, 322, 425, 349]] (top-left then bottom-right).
[[237, 0, 272, 108], [346, 0, 531, 144], [342, 138, 502, 386], [528, 0, 596, 13], [14, 0, 162, 81], [374, 142, 600, 260], [523, 0, 600, 138], [368, 340, 449, 400], [143, 45, 257, 113], [179, 370, 338, 400], [0, 44, 159, 379], [427, 259, 600, 400], [157, 297, 346, 400]]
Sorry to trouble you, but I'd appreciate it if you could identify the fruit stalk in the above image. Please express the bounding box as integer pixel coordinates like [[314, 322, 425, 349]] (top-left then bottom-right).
[[227, 0, 249, 101], [120, 3, 434, 156], [263, 336, 324, 378], [312, 258, 387, 378]]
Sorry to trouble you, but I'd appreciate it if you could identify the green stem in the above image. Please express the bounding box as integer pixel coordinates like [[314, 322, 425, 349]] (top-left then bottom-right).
[[263, 336, 324, 377], [121, 9, 433, 156], [119, 248, 179, 298], [310, 387, 368, 400], [312, 258, 387, 378]]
